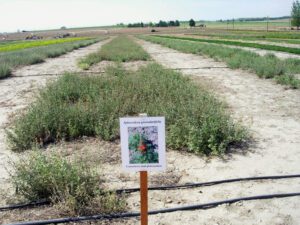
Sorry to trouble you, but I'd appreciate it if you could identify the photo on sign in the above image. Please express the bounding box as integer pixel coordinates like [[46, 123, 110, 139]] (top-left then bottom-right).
[[120, 116, 166, 172], [128, 126, 159, 164]]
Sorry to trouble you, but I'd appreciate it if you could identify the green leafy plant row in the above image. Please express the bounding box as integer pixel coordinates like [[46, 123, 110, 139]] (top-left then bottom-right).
[[78, 36, 150, 69], [8, 63, 247, 155], [0, 38, 103, 79], [0, 37, 91, 52], [156, 35, 300, 55], [189, 33, 300, 45], [141, 35, 300, 89]]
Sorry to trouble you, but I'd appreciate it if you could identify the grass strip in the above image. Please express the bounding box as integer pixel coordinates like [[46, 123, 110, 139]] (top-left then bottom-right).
[[0, 37, 91, 52], [192, 30, 300, 40], [7, 63, 246, 155], [189, 33, 300, 45], [156, 35, 300, 55], [0, 38, 103, 79], [141, 35, 300, 89], [78, 36, 150, 69]]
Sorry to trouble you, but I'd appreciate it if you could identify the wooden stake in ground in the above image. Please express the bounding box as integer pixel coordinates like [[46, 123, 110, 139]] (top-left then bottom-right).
[[139, 113, 148, 225], [140, 170, 148, 225]]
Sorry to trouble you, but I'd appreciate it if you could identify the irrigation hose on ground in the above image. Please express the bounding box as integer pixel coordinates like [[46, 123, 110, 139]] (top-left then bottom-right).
[[0, 200, 48, 211], [116, 174, 300, 193], [6, 192, 300, 225], [9, 67, 228, 78], [1, 174, 300, 211]]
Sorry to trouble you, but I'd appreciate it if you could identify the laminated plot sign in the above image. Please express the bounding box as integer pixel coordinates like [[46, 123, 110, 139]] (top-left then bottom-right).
[[120, 116, 166, 172], [120, 116, 166, 225]]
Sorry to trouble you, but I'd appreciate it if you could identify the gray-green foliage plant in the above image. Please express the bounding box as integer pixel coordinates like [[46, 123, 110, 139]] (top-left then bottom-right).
[[8, 63, 246, 155], [158, 35, 300, 55], [78, 36, 150, 69], [11, 151, 125, 215], [11, 152, 98, 202]]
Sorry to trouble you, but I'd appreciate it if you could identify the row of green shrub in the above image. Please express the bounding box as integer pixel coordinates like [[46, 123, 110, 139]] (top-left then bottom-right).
[[189, 33, 300, 45], [142, 35, 300, 89], [157, 35, 300, 55], [8, 63, 246, 155], [0, 38, 102, 79], [78, 36, 150, 69], [200, 30, 300, 40], [0, 37, 91, 52]]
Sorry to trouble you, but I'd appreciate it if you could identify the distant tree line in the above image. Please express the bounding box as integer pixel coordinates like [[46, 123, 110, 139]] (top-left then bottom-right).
[[291, 0, 300, 29], [127, 20, 180, 28]]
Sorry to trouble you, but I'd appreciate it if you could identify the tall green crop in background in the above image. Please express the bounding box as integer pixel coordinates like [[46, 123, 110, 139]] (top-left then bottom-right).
[[291, 0, 300, 29]]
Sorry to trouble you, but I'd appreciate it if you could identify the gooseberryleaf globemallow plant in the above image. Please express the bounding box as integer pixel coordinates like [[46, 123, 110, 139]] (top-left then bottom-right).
[[129, 133, 159, 164]]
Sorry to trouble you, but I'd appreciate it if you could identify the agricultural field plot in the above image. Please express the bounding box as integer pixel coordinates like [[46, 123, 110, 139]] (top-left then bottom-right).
[[0, 39, 111, 206], [157, 35, 300, 57], [143, 35, 300, 88], [0, 37, 104, 79], [186, 33, 300, 47], [78, 35, 150, 70], [165, 34, 300, 59], [167, 34, 300, 61], [1, 36, 247, 223], [190, 29, 300, 40], [180, 19, 290, 30], [1, 34, 300, 225], [0, 37, 91, 53], [134, 37, 300, 224]]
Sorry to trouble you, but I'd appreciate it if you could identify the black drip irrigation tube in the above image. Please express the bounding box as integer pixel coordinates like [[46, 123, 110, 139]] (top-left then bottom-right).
[[0, 199, 48, 211], [1, 174, 300, 212], [10, 66, 228, 78], [174, 66, 229, 70], [116, 174, 300, 193], [6, 192, 300, 225], [10, 71, 106, 78]]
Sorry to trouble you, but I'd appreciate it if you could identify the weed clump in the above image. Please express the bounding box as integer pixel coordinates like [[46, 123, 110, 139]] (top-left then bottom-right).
[[11, 152, 125, 215], [8, 63, 247, 155]]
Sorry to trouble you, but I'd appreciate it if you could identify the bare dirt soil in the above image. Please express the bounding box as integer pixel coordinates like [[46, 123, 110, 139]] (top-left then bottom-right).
[[0, 39, 111, 206]]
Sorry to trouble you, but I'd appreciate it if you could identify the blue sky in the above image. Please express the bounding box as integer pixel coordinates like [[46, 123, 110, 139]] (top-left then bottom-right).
[[0, 0, 295, 32]]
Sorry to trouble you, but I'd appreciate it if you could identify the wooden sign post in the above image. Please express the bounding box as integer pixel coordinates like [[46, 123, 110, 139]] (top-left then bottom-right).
[[140, 171, 148, 225], [120, 115, 166, 225], [139, 113, 148, 225]]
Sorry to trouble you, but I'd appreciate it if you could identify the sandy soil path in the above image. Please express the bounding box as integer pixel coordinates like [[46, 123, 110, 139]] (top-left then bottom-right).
[[171, 34, 300, 60], [126, 39, 300, 225], [0, 39, 111, 204]]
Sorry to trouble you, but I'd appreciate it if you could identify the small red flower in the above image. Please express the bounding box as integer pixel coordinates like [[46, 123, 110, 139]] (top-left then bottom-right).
[[138, 144, 147, 152]]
